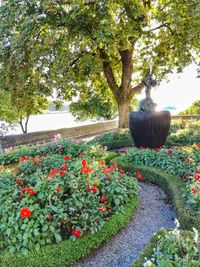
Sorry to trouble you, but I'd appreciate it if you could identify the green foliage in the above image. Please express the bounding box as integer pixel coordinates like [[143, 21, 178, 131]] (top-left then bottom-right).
[[69, 86, 117, 120], [0, 1, 199, 126], [113, 161, 200, 231], [124, 145, 200, 179], [88, 128, 133, 149], [183, 170, 200, 217], [0, 142, 138, 254], [133, 228, 200, 267], [179, 100, 200, 115], [0, 195, 138, 267]]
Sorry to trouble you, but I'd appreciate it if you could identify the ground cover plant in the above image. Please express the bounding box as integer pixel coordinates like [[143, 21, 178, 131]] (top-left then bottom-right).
[[0, 140, 138, 255], [133, 221, 200, 267]]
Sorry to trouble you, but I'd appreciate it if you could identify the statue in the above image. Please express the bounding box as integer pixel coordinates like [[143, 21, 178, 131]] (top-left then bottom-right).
[[138, 70, 157, 112]]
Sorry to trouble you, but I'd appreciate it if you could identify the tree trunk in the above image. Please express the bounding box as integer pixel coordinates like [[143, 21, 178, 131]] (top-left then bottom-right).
[[118, 101, 129, 128]]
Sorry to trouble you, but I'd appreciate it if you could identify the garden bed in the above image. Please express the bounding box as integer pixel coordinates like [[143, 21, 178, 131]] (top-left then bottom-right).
[[114, 160, 200, 230]]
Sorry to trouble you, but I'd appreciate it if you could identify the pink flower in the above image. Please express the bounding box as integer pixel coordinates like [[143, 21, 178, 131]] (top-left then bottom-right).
[[99, 205, 106, 211], [100, 194, 107, 202], [191, 187, 197, 195], [119, 168, 124, 174], [168, 150, 173, 154], [57, 145, 62, 149]]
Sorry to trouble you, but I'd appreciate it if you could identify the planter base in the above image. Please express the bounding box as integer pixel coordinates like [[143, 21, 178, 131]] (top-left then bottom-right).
[[129, 111, 171, 148]]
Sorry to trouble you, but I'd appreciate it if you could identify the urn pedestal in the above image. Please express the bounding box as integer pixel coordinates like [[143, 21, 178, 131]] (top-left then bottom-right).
[[129, 111, 171, 148]]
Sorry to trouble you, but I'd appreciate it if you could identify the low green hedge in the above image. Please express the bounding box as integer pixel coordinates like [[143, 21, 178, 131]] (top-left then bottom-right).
[[132, 230, 195, 267], [0, 195, 138, 267], [114, 158, 200, 231]]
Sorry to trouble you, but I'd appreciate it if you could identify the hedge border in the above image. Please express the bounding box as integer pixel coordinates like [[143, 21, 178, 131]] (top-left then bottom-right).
[[0, 195, 138, 267], [132, 230, 193, 267], [114, 158, 200, 231]]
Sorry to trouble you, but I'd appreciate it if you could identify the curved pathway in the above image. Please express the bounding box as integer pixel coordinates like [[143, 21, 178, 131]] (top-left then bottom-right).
[[73, 182, 175, 267]]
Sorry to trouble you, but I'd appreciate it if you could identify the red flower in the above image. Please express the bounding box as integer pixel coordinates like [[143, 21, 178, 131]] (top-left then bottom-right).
[[64, 156, 71, 161], [81, 159, 87, 167], [93, 184, 97, 193], [168, 149, 173, 154], [119, 168, 124, 174], [56, 184, 61, 193], [62, 164, 67, 171], [81, 166, 92, 174], [140, 146, 144, 150], [100, 194, 107, 202], [137, 172, 142, 181], [60, 170, 66, 177], [99, 205, 106, 211], [20, 207, 32, 218], [47, 214, 53, 221], [194, 175, 199, 181], [49, 168, 59, 177], [191, 187, 197, 195], [86, 185, 92, 190], [99, 160, 105, 166], [106, 173, 111, 179], [16, 180, 22, 185], [7, 164, 11, 169], [27, 188, 36, 195], [21, 186, 25, 193], [71, 229, 81, 238]]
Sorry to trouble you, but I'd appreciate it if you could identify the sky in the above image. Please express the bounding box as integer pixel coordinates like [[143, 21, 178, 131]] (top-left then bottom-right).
[[137, 64, 200, 114]]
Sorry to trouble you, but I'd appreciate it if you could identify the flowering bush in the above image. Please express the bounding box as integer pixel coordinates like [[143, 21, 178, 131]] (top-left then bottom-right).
[[0, 138, 98, 165], [124, 144, 200, 179], [143, 221, 200, 267], [184, 170, 200, 217], [0, 151, 137, 254]]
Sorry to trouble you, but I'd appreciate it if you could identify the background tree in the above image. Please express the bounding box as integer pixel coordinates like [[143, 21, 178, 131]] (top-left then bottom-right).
[[179, 100, 200, 115], [0, 1, 199, 128], [0, 91, 49, 134]]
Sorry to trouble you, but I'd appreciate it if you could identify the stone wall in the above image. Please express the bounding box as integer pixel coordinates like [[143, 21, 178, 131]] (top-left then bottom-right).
[[0, 120, 117, 149]]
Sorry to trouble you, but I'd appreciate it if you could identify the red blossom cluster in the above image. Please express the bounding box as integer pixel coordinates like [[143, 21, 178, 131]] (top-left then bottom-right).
[[71, 229, 81, 238], [81, 159, 92, 174], [86, 184, 97, 193]]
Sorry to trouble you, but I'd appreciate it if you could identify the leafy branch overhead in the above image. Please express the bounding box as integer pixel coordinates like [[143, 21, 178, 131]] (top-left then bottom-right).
[[0, 0, 199, 128]]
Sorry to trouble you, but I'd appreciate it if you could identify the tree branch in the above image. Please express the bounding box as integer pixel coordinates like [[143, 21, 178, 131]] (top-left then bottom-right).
[[99, 49, 119, 97], [119, 49, 133, 93]]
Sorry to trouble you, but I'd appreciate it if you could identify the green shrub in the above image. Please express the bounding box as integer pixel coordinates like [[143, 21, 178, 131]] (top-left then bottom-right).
[[124, 144, 200, 179], [88, 128, 133, 149], [183, 170, 200, 217], [133, 225, 200, 267], [0, 152, 137, 254], [112, 159, 200, 231], [0, 195, 138, 267], [0, 139, 94, 165]]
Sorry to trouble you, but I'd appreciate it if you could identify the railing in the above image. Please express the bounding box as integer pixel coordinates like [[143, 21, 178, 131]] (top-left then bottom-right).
[[0, 115, 199, 149]]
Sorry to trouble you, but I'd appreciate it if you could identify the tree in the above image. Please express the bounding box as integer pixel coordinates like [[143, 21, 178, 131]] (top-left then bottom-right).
[[0, 1, 199, 128], [179, 100, 200, 115], [0, 91, 49, 134]]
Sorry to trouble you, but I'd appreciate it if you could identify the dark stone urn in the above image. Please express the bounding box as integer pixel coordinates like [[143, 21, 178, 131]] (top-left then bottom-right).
[[129, 111, 171, 148]]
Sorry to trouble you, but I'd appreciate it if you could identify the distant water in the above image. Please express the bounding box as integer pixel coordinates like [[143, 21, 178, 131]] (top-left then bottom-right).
[[5, 112, 97, 135]]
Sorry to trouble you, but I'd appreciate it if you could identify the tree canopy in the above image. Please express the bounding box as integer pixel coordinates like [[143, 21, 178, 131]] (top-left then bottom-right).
[[179, 100, 200, 115], [0, 0, 199, 128]]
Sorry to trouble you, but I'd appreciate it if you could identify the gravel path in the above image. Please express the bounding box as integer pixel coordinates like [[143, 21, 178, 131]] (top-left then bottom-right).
[[73, 182, 175, 267]]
